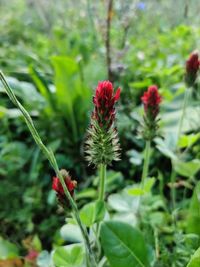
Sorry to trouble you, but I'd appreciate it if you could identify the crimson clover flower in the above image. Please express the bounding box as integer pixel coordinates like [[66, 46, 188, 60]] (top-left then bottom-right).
[[141, 85, 162, 119], [92, 80, 121, 128], [141, 85, 162, 141], [185, 51, 200, 87], [52, 169, 77, 205], [85, 81, 121, 166]]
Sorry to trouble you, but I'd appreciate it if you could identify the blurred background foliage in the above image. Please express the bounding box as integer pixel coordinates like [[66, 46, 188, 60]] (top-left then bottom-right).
[[0, 0, 200, 266]]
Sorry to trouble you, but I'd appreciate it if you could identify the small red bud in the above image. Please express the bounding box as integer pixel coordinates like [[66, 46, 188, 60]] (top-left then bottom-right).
[[185, 51, 200, 86]]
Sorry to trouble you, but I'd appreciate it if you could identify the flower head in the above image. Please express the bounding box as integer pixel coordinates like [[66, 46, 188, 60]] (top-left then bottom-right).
[[141, 85, 162, 141], [93, 81, 120, 128], [185, 51, 200, 87], [52, 169, 77, 204], [85, 81, 121, 166], [141, 85, 162, 119]]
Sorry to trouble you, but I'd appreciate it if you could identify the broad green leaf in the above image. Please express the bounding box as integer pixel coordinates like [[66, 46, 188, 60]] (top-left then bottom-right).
[[37, 251, 52, 267], [0, 106, 6, 118], [108, 192, 139, 213], [51, 56, 91, 141], [178, 134, 200, 149], [100, 221, 150, 267], [60, 224, 83, 243], [187, 182, 200, 236], [53, 244, 85, 267], [76, 188, 97, 200], [173, 159, 200, 178], [0, 237, 19, 260], [129, 79, 152, 89], [187, 247, 200, 267], [155, 138, 177, 160], [80, 200, 105, 227], [29, 66, 55, 113], [128, 177, 155, 196], [93, 171, 124, 193]]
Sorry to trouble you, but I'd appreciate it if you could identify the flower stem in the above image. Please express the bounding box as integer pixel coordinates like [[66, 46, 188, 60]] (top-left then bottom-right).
[[0, 71, 97, 267], [138, 141, 151, 212], [177, 88, 191, 143], [99, 163, 107, 201], [170, 168, 176, 211], [141, 140, 151, 190]]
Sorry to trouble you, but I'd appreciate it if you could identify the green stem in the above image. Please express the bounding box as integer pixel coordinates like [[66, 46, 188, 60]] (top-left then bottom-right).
[[141, 141, 151, 190], [170, 168, 176, 211], [138, 141, 151, 212], [0, 71, 97, 267], [177, 88, 191, 143], [95, 163, 107, 259], [99, 163, 106, 201]]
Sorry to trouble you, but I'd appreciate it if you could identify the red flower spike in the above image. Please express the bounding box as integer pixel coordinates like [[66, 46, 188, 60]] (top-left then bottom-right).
[[141, 85, 162, 119], [185, 51, 200, 86], [52, 174, 77, 204], [85, 80, 121, 166], [93, 80, 121, 128], [141, 85, 162, 141]]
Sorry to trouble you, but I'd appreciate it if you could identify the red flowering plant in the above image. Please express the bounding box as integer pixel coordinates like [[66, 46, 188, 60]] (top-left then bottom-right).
[[185, 51, 200, 87], [178, 51, 200, 140], [85, 80, 121, 212], [141, 85, 162, 141], [85, 81, 121, 167]]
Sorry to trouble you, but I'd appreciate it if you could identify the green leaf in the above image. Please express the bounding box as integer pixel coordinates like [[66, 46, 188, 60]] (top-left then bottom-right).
[[128, 177, 155, 196], [187, 182, 200, 236], [60, 224, 83, 243], [32, 235, 42, 251], [100, 221, 150, 267], [37, 251, 52, 267], [178, 134, 200, 149], [0, 237, 19, 260], [108, 192, 139, 213], [173, 159, 200, 178], [53, 244, 85, 267], [155, 138, 177, 160], [0, 106, 7, 118], [80, 200, 106, 227], [51, 56, 91, 141], [187, 247, 200, 267], [76, 188, 97, 200]]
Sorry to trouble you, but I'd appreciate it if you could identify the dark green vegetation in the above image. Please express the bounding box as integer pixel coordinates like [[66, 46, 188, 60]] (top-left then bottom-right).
[[0, 0, 200, 266]]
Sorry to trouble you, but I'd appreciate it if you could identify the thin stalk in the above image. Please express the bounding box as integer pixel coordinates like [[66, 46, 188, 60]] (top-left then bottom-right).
[[106, 0, 113, 81], [138, 141, 151, 212], [153, 227, 160, 260], [171, 87, 191, 222], [95, 163, 107, 259], [170, 168, 176, 211], [0, 71, 97, 267], [99, 163, 106, 201], [141, 140, 151, 190], [177, 88, 191, 143]]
